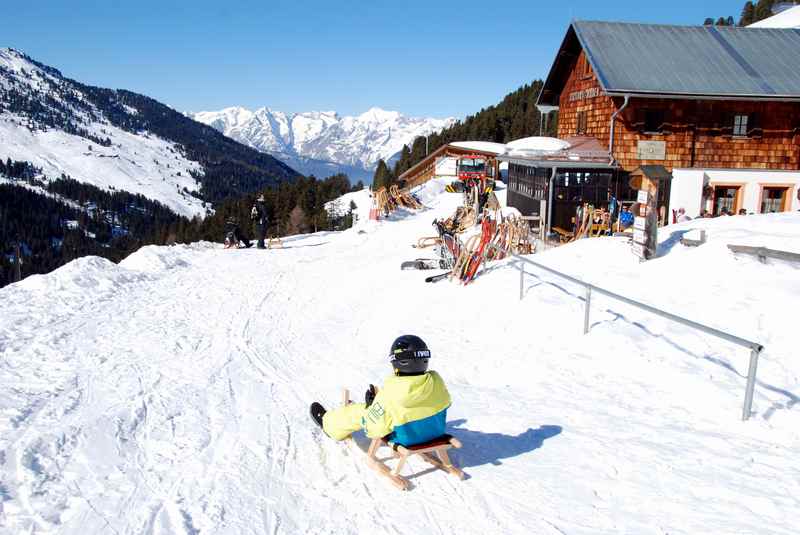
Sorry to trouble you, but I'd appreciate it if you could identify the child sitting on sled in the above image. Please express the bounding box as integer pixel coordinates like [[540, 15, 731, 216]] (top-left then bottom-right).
[[310, 335, 451, 447]]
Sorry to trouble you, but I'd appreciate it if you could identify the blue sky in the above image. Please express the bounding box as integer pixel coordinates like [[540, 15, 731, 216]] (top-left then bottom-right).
[[6, 1, 742, 118]]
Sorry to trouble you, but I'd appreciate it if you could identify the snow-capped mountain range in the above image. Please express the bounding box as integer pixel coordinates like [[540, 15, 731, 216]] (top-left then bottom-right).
[[191, 106, 456, 183], [0, 48, 296, 217]]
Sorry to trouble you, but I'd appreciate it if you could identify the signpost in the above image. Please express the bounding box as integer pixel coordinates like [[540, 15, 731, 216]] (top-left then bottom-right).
[[629, 174, 659, 261]]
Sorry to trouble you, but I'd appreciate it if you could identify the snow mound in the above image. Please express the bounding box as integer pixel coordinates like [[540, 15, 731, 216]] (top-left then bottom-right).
[[119, 242, 215, 273], [15, 256, 146, 295]]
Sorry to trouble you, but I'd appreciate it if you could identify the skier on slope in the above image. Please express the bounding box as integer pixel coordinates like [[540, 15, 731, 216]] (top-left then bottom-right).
[[310, 335, 451, 447], [251, 194, 269, 249]]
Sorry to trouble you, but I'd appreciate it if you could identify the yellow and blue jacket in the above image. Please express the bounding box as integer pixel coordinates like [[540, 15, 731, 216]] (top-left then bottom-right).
[[363, 371, 451, 446]]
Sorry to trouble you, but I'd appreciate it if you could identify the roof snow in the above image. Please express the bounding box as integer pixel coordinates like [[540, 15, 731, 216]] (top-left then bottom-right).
[[749, 5, 800, 28]]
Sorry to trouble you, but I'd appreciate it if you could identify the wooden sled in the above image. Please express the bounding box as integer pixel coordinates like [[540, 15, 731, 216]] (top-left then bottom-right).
[[552, 226, 573, 243], [343, 389, 465, 490], [267, 237, 283, 249], [414, 236, 441, 249]]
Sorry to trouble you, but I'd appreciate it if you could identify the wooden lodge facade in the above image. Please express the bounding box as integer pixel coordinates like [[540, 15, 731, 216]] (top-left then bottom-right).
[[554, 51, 800, 172], [398, 142, 503, 188], [505, 20, 800, 232]]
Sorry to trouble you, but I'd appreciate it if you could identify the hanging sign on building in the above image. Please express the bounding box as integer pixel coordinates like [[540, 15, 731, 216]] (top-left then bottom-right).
[[637, 140, 666, 160], [568, 87, 600, 102]]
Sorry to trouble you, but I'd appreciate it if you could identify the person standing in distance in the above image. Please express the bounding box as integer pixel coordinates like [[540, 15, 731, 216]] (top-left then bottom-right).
[[251, 194, 269, 249]]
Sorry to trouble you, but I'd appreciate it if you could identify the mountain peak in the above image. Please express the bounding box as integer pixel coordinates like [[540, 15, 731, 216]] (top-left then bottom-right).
[[0, 47, 63, 79], [192, 106, 456, 181], [358, 107, 401, 122], [0, 47, 30, 71]]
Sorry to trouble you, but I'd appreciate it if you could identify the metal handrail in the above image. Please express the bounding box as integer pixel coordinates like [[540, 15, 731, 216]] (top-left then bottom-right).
[[494, 246, 764, 420]]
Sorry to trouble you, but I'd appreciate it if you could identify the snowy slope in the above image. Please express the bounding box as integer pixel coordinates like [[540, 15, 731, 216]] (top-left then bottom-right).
[[323, 186, 373, 224], [0, 48, 206, 218], [191, 106, 455, 182], [0, 115, 206, 218], [1, 183, 798, 534]]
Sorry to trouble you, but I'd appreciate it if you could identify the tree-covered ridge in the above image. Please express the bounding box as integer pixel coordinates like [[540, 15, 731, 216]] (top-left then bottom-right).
[[375, 80, 552, 186], [1, 162, 361, 288], [0, 49, 300, 204], [0, 177, 180, 287], [197, 173, 361, 241], [703, 0, 799, 26]]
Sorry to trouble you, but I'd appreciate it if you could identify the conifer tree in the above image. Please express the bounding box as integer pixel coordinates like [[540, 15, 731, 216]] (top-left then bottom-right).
[[740, 1, 756, 25], [372, 159, 393, 190]]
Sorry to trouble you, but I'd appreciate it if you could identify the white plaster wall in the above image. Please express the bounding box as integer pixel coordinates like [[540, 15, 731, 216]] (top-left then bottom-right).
[[434, 156, 457, 178], [671, 168, 800, 217], [670, 169, 706, 218]]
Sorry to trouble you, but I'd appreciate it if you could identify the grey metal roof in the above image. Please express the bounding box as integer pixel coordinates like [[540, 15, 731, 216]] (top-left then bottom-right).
[[542, 21, 800, 103]]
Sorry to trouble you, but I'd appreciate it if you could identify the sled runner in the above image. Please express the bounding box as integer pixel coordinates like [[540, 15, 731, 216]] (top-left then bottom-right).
[[425, 271, 450, 283], [342, 389, 465, 490]]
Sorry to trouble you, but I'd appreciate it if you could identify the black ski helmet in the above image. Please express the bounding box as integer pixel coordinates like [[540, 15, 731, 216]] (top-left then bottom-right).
[[389, 335, 430, 375]]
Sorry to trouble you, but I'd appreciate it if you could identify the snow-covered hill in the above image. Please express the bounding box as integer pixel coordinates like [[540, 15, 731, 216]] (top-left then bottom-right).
[[0, 49, 204, 217], [0, 48, 297, 217], [1, 182, 798, 533], [191, 106, 455, 183]]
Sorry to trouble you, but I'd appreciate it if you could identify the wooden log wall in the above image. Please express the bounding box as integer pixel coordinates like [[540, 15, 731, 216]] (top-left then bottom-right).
[[557, 50, 800, 172]]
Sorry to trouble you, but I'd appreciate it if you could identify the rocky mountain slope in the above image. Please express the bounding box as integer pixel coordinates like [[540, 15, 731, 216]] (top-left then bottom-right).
[[192, 106, 455, 183], [0, 48, 299, 217]]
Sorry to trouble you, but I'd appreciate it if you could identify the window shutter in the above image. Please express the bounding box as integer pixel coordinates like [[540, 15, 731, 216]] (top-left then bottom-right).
[[661, 110, 672, 135], [633, 108, 646, 133], [748, 112, 762, 138], [720, 112, 734, 137]]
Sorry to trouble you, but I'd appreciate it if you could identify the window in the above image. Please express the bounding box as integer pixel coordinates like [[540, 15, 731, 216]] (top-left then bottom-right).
[[712, 185, 742, 216], [760, 186, 789, 213], [644, 110, 665, 133], [576, 111, 587, 135], [509, 164, 549, 200], [580, 55, 592, 78], [733, 114, 748, 136]]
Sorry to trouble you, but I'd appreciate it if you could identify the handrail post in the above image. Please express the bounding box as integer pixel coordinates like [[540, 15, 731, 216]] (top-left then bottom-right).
[[508, 252, 764, 421], [742, 347, 761, 421], [583, 286, 592, 334]]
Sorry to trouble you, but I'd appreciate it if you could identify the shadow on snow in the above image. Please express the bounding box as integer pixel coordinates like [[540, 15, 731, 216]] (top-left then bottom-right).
[[447, 419, 562, 469]]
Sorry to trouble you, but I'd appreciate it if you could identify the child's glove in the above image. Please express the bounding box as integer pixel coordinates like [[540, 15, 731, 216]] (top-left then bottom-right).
[[364, 384, 376, 407]]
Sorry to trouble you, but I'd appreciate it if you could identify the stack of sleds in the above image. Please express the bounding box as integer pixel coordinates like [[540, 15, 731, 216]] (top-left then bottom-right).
[[373, 184, 424, 218], [404, 204, 534, 285]]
